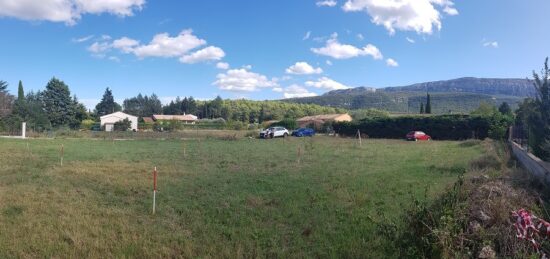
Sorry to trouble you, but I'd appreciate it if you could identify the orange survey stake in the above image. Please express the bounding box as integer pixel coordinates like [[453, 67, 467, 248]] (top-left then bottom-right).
[[153, 167, 157, 191]]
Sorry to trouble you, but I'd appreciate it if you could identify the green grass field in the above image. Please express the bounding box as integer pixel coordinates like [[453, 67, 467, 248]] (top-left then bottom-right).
[[0, 136, 482, 258]]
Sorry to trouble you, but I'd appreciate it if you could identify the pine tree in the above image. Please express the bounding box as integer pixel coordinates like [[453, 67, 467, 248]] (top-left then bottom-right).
[[95, 87, 121, 117], [17, 81, 24, 102], [420, 103, 425, 114], [425, 93, 432, 114], [0, 80, 7, 92], [42, 77, 79, 128]]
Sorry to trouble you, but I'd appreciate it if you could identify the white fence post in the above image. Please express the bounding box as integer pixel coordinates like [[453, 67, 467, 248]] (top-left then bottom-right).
[[21, 122, 26, 139]]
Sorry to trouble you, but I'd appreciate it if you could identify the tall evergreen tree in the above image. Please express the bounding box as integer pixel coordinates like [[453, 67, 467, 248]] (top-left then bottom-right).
[[17, 81, 24, 102], [0, 80, 7, 92], [420, 102, 425, 114], [95, 87, 121, 117], [13, 80, 27, 118], [42, 77, 79, 128], [425, 93, 432, 114]]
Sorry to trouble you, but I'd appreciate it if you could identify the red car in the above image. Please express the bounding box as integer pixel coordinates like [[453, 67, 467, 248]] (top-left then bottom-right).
[[406, 131, 432, 141]]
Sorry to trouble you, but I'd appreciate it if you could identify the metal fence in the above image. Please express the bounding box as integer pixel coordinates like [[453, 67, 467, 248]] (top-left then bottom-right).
[[510, 124, 530, 150]]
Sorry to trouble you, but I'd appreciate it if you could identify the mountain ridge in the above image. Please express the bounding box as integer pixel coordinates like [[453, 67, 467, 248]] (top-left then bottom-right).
[[284, 77, 534, 114]]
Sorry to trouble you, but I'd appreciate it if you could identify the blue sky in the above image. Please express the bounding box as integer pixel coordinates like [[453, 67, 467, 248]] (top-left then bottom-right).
[[0, 0, 548, 109]]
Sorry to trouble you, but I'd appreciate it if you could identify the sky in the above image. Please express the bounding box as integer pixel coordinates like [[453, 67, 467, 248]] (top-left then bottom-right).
[[0, 0, 548, 109]]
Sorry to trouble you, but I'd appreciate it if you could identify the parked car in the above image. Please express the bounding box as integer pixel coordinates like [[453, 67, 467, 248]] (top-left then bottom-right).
[[260, 127, 289, 139], [406, 131, 432, 141], [292, 128, 315, 137]]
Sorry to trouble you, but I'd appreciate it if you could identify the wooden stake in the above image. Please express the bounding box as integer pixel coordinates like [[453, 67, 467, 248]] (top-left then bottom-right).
[[60, 144, 64, 166], [297, 146, 303, 164], [357, 130, 362, 147]]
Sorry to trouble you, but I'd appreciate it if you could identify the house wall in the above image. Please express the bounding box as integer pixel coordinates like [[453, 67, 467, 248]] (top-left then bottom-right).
[[101, 114, 138, 131]]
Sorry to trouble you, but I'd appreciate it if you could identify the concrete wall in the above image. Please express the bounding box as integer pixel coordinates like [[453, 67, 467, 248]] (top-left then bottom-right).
[[100, 112, 138, 132], [510, 141, 550, 185]]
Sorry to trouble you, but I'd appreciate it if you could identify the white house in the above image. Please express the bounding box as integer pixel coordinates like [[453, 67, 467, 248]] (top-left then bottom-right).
[[100, 112, 138, 132]]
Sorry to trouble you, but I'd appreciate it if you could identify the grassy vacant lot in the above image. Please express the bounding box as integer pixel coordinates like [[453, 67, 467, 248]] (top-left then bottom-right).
[[0, 136, 482, 258]]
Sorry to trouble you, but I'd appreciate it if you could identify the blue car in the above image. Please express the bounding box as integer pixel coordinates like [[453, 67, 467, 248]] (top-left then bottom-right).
[[292, 128, 315, 137]]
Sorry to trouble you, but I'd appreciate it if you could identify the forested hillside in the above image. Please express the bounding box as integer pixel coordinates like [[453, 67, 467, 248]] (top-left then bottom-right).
[[285, 78, 531, 114]]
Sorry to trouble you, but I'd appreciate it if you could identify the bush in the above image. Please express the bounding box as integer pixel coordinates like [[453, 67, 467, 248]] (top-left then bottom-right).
[[333, 114, 511, 140], [80, 119, 96, 130], [114, 118, 132, 131]]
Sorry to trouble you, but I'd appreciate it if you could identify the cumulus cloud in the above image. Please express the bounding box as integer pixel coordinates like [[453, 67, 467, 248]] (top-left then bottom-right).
[[132, 29, 206, 58], [87, 41, 111, 54], [316, 0, 337, 7], [386, 58, 399, 67], [282, 85, 318, 99], [0, 0, 145, 25], [285, 62, 323, 75], [213, 68, 278, 92], [216, 62, 229, 70], [311, 34, 382, 60], [179, 46, 225, 64], [342, 0, 458, 35], [305, 77, 350, 90], [112, 37, 140, 53], [406, 37, 416, 43], [83, 29, 226, 65]]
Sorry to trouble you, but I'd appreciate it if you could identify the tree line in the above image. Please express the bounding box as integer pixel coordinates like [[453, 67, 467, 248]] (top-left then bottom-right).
[[0, 78, 345, 132], [515, 58, 550, 160]]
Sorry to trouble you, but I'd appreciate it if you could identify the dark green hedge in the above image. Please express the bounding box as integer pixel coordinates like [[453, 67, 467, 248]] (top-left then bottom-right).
[[333, 115, 507, 140]]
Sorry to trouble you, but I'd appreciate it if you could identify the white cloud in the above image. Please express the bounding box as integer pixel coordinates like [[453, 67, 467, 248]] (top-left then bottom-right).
[[84, 29, 226, 65], [285, 62, 323, 75], [132, 29, 206, 58], [213, 68, 278, 92], [311, 34, 383, 60], [72, 35, 94, 43], [386, 58, 399, 67], [482, 40, 499, 48], [216, 62, 229, 70], [272, 87, 284, 93], [303, 31, 311, 40], [108, 56, 121, 62], [305, 77, 350, 90], [406, 37, 416, 43], [357, 33, 364, 41], [282, 85, 318, 99], [0, 0, 145, 25], [316, 0, 337, 7], [443, 6, 458, 16], [180, 46, 225, 64], [87, 41, 111, 54], [326, 60, 333, 66], [112, 37, 140, 53], [342, 0, 458, 35]]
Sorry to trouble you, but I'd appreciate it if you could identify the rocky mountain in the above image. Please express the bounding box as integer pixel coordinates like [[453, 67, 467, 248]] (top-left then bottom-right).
[[383, 77, 535, 97], [284, 78, 534, 114]]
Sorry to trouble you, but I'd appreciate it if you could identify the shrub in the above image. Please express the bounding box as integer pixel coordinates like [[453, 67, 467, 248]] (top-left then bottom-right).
[[333, 114, 511, 140], [114, 118, 132, 131], [80, 119, 95, 130]]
